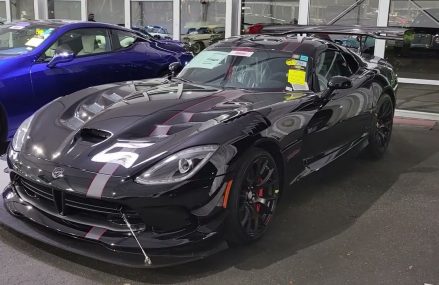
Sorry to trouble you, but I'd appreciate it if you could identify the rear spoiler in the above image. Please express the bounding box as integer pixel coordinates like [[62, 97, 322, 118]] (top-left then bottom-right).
[[262, 25, 408, 41]]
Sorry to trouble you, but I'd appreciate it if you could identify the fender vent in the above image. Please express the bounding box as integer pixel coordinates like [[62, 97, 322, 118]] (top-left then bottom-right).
[[79, 128, 112, 143]]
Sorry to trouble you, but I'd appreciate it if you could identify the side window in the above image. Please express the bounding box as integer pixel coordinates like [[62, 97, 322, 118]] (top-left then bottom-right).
[[342, 51, 360, 74], [315, 50, 353, 91], [112, 30, 143, 50], [42, 28, 110, 61]]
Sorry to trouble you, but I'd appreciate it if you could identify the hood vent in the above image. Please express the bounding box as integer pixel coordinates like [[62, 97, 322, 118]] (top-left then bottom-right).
[[78, 128, 112, 143]]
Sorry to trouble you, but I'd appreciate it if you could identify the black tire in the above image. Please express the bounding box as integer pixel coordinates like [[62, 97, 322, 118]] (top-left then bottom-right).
[[192, 41, 205, 54], [224, 147, 281, 245], [367, 93, 394, 159]]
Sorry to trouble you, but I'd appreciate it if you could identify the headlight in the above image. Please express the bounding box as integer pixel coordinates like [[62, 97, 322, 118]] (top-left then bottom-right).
[[12, 114, 34, 152], [135, 145, 218, 185]]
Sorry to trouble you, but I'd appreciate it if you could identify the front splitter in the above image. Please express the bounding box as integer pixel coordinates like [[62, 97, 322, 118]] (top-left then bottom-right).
[[0, 195, 228, 268]]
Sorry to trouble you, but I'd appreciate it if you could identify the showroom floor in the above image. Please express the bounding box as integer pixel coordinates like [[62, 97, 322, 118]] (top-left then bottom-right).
[[397, 83, 439, 114], [1, 122, 439, 285]]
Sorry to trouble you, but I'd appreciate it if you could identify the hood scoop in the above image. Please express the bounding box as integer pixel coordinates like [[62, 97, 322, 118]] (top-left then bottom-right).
[[77, 128, 112, 144]]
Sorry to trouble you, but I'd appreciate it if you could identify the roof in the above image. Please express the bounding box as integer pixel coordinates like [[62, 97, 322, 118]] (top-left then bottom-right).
[[212, 34, 331, 56]]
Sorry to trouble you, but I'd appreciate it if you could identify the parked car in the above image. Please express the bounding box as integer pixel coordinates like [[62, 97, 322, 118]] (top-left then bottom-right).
[[0, 26, 404, 267], [0, 20, 193, 152], [182, 25, 225, 54], [142, 25, 172, 40]]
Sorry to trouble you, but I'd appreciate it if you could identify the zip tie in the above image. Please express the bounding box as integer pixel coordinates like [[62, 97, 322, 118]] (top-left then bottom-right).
[[121, 212, 152, 265]]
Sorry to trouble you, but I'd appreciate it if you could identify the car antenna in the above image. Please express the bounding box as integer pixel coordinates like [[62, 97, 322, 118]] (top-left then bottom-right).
[[120, 210, 152, 265]]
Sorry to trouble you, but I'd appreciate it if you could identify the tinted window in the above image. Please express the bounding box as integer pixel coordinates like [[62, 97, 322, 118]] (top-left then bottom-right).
[[315, 50, 352, 91], [342, 52, 359, 74], [112, 30, 141, 50], [43, 28, 110, 60]]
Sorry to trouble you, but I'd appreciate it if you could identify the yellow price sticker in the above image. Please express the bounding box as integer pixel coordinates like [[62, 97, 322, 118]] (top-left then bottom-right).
[[286, 59, 297, 66], [288, 69, 306, 85]]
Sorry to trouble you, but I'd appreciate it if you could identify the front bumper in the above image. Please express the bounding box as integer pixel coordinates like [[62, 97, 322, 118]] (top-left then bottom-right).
[[0, 183, 229, 268]]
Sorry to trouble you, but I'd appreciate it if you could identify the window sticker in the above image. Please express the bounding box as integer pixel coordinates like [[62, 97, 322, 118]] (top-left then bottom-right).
[[229, 50, 254, 57], [9, 26, 25, 30], [286, 59, 297, 66], [35, 28, 45, 36], [288, 69, 306, 85], [300, 55, 309, 62], [285, 55, 309, 92], [296, 60, 307, 68], [185, 51, 229, 69], [25, 37, 45, 48]]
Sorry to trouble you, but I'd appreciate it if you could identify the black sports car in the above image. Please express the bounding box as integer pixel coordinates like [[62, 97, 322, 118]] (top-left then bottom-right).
[[1, 26, 404, 267]]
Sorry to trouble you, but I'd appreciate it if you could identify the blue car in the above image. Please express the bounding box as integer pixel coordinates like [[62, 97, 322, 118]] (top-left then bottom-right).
[[0, 20, 193, 151]]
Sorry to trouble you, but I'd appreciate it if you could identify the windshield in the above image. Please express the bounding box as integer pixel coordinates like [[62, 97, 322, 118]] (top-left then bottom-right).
[[178, 47, 305, 91], [0, 24, 56, 56]]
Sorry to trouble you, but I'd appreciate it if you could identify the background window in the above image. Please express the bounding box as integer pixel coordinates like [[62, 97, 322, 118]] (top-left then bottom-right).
[[241, 0, 300, 34], [181, 0, 226, 54], [131, 1, 173, 35], [309, 0, 379, 26], [385, 0, 439, 80], [10, 0, 35, 20], [48, 0, 81, 20], [0, 2, 6, 23], [88, 0, 125, 26]]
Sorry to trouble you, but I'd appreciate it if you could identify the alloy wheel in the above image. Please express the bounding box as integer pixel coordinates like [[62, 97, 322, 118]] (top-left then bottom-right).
[[238, 155, 280, 238]]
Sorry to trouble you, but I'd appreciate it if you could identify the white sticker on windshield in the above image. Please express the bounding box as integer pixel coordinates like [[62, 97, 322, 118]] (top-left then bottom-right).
[[25, 37, 44, 48], [229, 50, 254, 57], [185, 51, 228, 69], [9, 26, 25, 30]]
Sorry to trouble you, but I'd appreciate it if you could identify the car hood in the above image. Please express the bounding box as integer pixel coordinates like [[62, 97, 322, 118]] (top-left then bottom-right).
[[21, 78, 310, 176]]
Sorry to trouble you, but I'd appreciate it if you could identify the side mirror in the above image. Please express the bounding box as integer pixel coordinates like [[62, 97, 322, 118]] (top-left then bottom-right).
[[327, 76, 353, 90], [168, 62, 182, 79], [47, 50, 75, 68], [319, 76, 353, 106]]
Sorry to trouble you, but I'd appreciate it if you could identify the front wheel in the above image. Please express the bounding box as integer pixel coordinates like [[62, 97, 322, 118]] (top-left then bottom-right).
[[366, 93, 394, 159], [224, 148, 281, 245]]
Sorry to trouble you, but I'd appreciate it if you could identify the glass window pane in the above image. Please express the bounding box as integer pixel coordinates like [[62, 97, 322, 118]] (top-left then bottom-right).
[[11, 0, 35, 20], [241, 0, 300, 34], [131, 1, 173, 35], [88, 0, 125, 25], [181, 0, 226, 54], [385, 0, 439, 80], [309, 0, 378, 26], [48, 0, 81, 20], [44, 28, 111, 59], [112, 30, 142, 50], [0, 2, 6, 23]]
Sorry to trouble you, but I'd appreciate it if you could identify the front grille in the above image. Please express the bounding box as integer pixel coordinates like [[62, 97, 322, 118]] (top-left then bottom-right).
[[18, 177, 143, 229]]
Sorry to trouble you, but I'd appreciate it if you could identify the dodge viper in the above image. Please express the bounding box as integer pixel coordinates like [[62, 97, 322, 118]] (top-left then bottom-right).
[[0, 26, 405, 267], [0, 20, 193, 152]]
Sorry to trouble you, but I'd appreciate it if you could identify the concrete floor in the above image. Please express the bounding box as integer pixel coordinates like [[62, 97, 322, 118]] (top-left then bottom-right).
[[397, 83, 439, 114], [0, 123, 439, 285]]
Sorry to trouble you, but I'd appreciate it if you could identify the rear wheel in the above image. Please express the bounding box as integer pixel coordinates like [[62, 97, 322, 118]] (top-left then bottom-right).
[[192, 42, 205, 54], [225, 148, 281, 245], [367, 93, 394, 158]]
